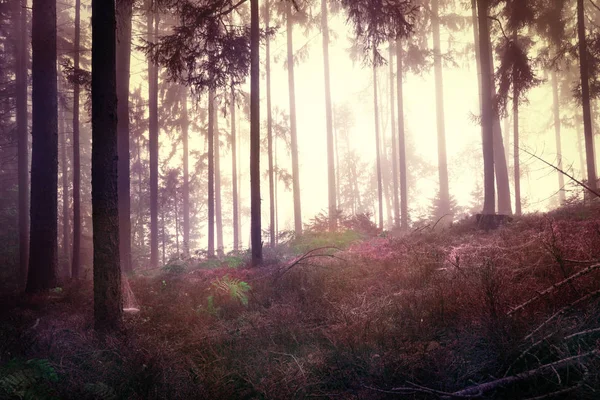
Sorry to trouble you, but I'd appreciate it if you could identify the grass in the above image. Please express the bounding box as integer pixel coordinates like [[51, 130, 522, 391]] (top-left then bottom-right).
[[2, 201, 600, 399]]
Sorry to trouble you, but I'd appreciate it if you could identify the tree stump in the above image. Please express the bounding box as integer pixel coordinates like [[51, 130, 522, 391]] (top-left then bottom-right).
[[476, 214, 513, 231]]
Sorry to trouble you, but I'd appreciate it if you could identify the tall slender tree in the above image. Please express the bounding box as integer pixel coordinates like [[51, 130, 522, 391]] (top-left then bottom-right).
[[388, 43, 400, 228], [16, 0, 29, 288], [230, 87, 239, 251], [373, 51, 384, 230], [551, 69, 566, 204], [321, 0, 336, 230], [181, 86, 190, 255], [577, 0, 598, 192], [286, 0, 302, 235], [214, 97, 224, 255], [117, 0, 134, 273], [513, 31, 521, 215], [26, 0, 58, 292], [396, 38, 408, 229], [265, 0, 275, 246], [147, 1, 159, 268], [207, 88, 215, 257], [250, 0, 261, 265], [92, 0, 122, 331], [71, 0, 82, 280]]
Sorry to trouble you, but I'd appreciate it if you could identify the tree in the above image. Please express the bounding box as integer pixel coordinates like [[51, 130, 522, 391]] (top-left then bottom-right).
[[577, 0, 598, 192], [92, 0, 122, 331], [207, 88, 215, 257], [26, 0, 58, 292], [182, 86, 190, 255], [117, 0, 134, 274], [286, 0, 303, 235], [15, 0, 28, 288], [551, 69, 565, 204], [476, 0, 495, 216], [388, 43, 400, 229], [58, 75, 70, 275], [148, 1, 159, 268], [263, 0, 275, 246], [321, 0, 336, 230], [72, 0, 82, 280], [372, 50, 384, 230], [250, 0, 261, 265], [230, 86, 239, 251], [396, 38, 409, 229], [214, 93, 224, 256]]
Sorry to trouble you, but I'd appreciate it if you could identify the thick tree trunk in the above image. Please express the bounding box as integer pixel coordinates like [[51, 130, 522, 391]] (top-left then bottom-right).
[[147, 1, 159, 268], [161, 208, 165, 265], [470, 0, 482, 112], [476, 0, 496, 215], [214, 100, 224, 256], [321, 0, 336, 230], [373, 56, 384, 230], [503, 115, 510, 169], [16, 0, 29, 289], [577, 0, 598, 192], [286, 1, 302, 235], [265, 0, 275, 246], [181, 87, 190, 255], [72, 0, 81, 280], [207, 89, 215, 257], [117, 0, 133, 273], [432, 0, 451, 217], [59, 80, 70, 276], [250, 0, 262, 265], [26, 0, 58, 292], [389, 44, 399, 228], [551, 69, 565, 204], [92, 0, 122, 331], [231, 87, 239, 251], [396, 38, 408, 229]]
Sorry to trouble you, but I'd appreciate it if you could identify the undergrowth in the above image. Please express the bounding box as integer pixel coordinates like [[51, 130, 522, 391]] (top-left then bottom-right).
[[2, 202, 600, 399]]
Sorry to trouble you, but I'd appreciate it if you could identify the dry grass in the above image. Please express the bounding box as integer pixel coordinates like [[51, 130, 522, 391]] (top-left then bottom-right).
[[2, 201, 600, 399]]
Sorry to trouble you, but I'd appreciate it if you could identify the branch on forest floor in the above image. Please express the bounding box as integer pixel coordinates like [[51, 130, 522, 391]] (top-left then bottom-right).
[[272, 247, 343, 282], [508, 263, 600, 316]]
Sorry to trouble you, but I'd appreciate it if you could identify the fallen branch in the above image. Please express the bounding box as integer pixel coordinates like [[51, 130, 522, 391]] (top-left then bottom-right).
[[448, 350, 598, 398], [508, 263, 600, 316], [272, 247, 342, 282]]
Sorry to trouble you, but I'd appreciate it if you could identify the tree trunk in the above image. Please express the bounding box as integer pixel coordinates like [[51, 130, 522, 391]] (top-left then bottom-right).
[[181, 86, 190, 255], [26, 0, 58, 292], [117, 0, 133, 274], [231, 87, 239, 251], [576, 116, 586, 179], [265, 0, 275, 246], [214, 99, 223, 256], [432, 0, 451, 217], [174, 190, 179, 255], [286, 1, 302, 235], [16, 0, 29, 289], [91, 0, 122, 331], [147, 1, 159, 268], [59, 78, 70, 276], [250, 0, 262, 265], [551, 69, 565, 204], [503, 114, 510, 169], [321, 0, 336, 230], [136, 135, 144, 251], [389, 43, 399, 229], [396, 38, 408, 229], [207, 89, 215, 257], [470, 0, 482, 113], [161, 208, 165, 265], [577, 0, 598, 192], [71, 0, 81, 280], [513, 45, 521, 216], [373, 55, 384, 230], [477, 0, 495, 215]]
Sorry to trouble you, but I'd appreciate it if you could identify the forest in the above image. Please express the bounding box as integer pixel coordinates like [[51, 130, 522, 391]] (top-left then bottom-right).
[[1, 0, 600, 398]]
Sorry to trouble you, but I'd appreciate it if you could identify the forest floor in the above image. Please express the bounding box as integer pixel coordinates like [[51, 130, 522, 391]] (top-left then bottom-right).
[[2, 201, 600, 399]]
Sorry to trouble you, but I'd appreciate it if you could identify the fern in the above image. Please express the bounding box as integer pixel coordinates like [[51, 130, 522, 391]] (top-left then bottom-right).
[[0, 358, 58, 400], [211, 275, 251, 306]]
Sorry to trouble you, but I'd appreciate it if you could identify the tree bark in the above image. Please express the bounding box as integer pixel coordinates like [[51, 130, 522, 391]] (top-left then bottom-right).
[[181, 87, 190, 255], [577, 0, 598, 192], [148, 3, 159, 268], [373, 55, 384, 230], [214, 98, 224, 256], [16, 0, 29, 289], [513, 37, 521, 215], [389, 43, 399, 229], [230, 87, 239, 251], [59, 77, 70, 276], [286, 1, 302, 235], [207, 89, 215, 257], [396, 38, 408, 229], [432, 0, 451, 217], [551, 69, 565, 204], [92, 0, 122, 331], [265, 0, 275, 247], [321, 0, 336, 230], [476, 0, 495, 215], [72, 0, 81, 280], [117, 0, 133, 273], [250, 0, 262, 265], [26, 0, 58, 292]]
